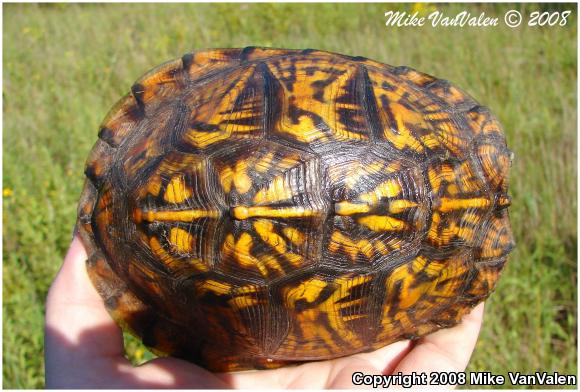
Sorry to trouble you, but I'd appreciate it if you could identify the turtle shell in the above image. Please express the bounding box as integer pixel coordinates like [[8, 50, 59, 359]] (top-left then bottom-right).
[[77, 47, 514, 372]]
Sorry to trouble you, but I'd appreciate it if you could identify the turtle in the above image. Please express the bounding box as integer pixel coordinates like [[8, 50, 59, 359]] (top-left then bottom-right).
[[76, 47, 514, 372]]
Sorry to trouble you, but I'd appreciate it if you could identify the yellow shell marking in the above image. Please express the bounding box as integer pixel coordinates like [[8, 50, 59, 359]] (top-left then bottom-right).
[[329, 231, 376, 261], [185, 66, 259, 148], [228, 295, 259, 309], [357, 215, 407, 232], [232, 206, 316, 220], [282, 275, 370, 355], [497, 194, 511, 208], [149, 236, 172, 263], [186, 127, 231, 148], [385, 101, 426, 153], [253, 176, 293, 204], [145, 178, 162, 197], [169, 227, 193, 253], [135, 208, 220, 223], [253, 220, 287, 254], [359, 179, 402, 204], [164, 175, 192, 204], [253, 221, 305, 268], [438, 197, 491, 213], [334, 201, 371, 216], [223, 233, 272, 277], [197, 279, 232, 295], [282, 227, 307, 246], [377, 253, 472, 342], [150, 236, 208, 273], [387, 256, 444, 309], [254, 151, 275, 173], [235, 233, 261, 270], [389, 199, 418, 214], [284, 278, 328, 308], [220, 160, 253, 194], [269, 60, 368, 143]]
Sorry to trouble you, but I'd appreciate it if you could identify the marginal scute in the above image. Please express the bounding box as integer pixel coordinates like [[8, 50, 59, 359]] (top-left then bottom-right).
[[77, 47, 513, 372], [182, 48, 244, 81], [238, 47, 295, 62], [465, 105, 505, 140], [462, 257, 507, 303], [84, 140, 115, 186], [474, 210, 515, 260], [473, 137, 511, 195], [425, 79, 478, 109], [98, 92, 142, 147], [392, 66, 438, 88], [132, 58, 185, 110]]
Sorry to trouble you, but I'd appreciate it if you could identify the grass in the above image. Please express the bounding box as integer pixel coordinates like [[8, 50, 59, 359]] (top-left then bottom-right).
[[3, 3, 577, 389]]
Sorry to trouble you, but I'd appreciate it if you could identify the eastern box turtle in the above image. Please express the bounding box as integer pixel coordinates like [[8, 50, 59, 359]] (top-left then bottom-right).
[[77, 47, 514, 372]]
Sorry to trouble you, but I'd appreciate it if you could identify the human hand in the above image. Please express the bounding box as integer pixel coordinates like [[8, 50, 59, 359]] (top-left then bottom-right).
[[45, 236, 484, 388]]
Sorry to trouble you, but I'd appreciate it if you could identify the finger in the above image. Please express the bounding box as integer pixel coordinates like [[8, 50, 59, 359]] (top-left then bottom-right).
[[393, 303, 485, 378], [129, 357, 230, 388], [45, 236, 125, 361], [349, 339, 413, 375], [224, 340, 413, 389]]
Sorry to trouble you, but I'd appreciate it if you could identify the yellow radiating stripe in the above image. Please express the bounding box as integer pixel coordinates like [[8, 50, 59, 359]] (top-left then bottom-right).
[[255, 152, 275, 173], [253, 220, 287, 254], [164, 176, 192, 204], [268, 61, 368, 144], [223, 232, 271, 277], [235, 232, 269, 276], [337, 298, 364, 309], [232, 206, 316, 220], [149, 236, 208, 272], [228, 295, 258, 309], [358, 215, 407, 232], [220, 161, 253, 194], [186, 128, 230, 148], [284, 252, 304, 267], [136, 209, 220, 222], [343, 314, 365, 321], [253, 176, 293, 204], [383, 101, 426, 153], [282, 227, 306, 246], [328, 231, 380, 261], [389, 199, 418, 214], [150, 236, 172, 263], [375, 240, 389, 255], [438, 197, 491, 212], [359, 179, 402, 205], [258, 254, 285, 275], [197, 279, 232, 295], [145, 178, 162, 197], [329, 231, 359, 260], [169, 227, 193, 253], [284, 278, 328, 309], [428, 165, 454, 195], [335, 201, 370, 216], [357, 239, 374, 258]]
